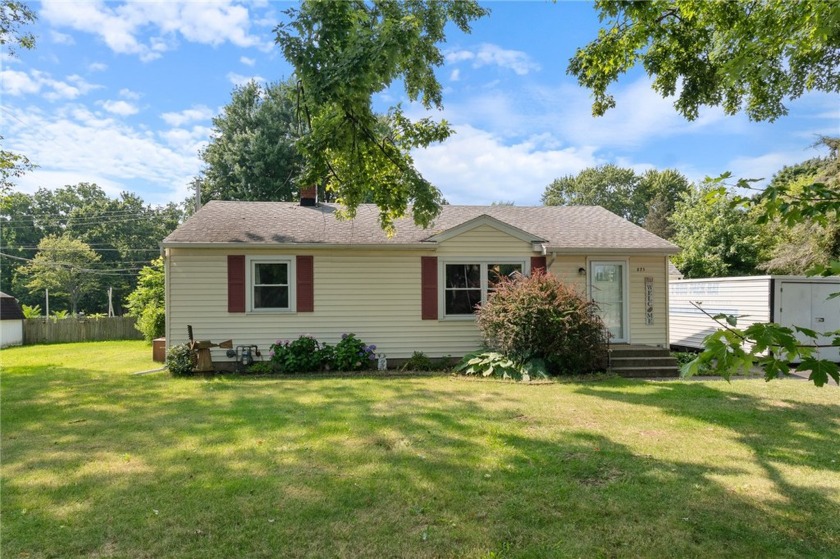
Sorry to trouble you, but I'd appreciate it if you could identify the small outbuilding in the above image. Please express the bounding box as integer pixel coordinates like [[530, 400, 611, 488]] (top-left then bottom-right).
[[669, 275, 840, 362], [0, 291, 25, 348]]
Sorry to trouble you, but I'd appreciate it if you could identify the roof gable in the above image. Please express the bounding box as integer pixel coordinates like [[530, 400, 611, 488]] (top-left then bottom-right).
[[424, 214, 546, 245]]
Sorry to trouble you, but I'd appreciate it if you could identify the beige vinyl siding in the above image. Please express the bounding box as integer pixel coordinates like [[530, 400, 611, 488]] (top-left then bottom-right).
[[167, 248, 487, 361], [435, 225, 534, 257], [553, 254, 668, 347], [627, 255, 669, 346], [548, 256, 588, 292], [166, 230, 672, 363], [669, 276, 772, 349]]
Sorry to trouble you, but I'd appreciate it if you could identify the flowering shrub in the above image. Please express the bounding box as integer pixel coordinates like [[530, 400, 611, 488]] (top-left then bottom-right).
[[269, 333, 376, 373], [333, 333, 376, 372], [270, 335, 323, 373], [476, 271, 608, 375]]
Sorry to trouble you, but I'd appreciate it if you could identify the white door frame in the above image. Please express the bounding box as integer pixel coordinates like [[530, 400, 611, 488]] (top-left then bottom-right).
[[588, 259, 629, 344]]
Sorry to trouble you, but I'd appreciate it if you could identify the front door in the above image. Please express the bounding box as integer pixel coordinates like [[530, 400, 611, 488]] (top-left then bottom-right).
[[590, 261, 627, 343]]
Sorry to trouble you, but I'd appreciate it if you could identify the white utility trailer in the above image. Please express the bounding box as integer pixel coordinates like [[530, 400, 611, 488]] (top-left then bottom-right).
[[669, 276, 840, 362]]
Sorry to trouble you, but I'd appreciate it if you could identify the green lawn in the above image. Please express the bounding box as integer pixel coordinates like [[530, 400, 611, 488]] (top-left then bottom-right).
[[1, 341, 838, 558]]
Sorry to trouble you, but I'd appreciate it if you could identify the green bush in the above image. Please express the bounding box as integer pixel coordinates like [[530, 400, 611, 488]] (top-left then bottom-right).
[[332, 333, 376, 372], [476, 271, 608, 375], [125, 258, 165, 342], [456, 350, 548, 380], [166, 343, 195, 377], [270, 335, 323, 373], [268, 333, 377, 373], [136, 305, 165, 341], [402, 351, 434, 371], [21, 304, 41, 318]]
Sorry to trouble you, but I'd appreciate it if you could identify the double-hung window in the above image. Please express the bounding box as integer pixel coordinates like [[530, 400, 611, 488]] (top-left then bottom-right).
[[248, 257, 294, 311], [443, 260, 524, 317]]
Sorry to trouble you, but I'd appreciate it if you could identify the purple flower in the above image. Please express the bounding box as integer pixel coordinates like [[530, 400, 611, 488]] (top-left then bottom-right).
[[269, 351, 275, 358], [341, 333, 348, 340], [368, 345, 376, 351]]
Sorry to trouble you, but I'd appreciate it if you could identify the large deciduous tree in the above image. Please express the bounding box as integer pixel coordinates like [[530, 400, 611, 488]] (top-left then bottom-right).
[[197, 80, 305, 203], [0, 1, 36, 194], [670, 183, 766, 278], [276, 0, 488, 231], [542, 165, 639, 221], [0, 0, 35, 54], [569, 0, 840, 122], [22, 234, 101, 315], [541, 165, 689, 236], [758, 139, 840, 275], [1, 183, 182, 313]]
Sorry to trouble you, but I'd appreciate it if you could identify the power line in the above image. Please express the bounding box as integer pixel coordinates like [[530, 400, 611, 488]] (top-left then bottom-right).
[[0, 246, 160, 252], [0, 252, 148, 275]]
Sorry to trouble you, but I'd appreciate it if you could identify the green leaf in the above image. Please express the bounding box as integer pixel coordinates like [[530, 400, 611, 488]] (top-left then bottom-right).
[[796, 358, 840, 387], [793, 326, 819, 340]]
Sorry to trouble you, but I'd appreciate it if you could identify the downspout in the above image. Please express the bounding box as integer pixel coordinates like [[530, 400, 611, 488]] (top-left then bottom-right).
[[161, 244, 171, 354], [546, 250, 557, 272]]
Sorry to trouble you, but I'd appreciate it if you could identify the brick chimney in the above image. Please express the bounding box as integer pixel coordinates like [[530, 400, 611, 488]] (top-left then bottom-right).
[[299, 185, 317, 207]]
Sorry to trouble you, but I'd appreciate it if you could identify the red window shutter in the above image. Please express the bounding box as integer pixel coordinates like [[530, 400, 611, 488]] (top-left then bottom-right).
[[296, 255, 314, 312], [227, 255, 246, 313], [531, 256, 547, 275], [421, 256, 438, 320]]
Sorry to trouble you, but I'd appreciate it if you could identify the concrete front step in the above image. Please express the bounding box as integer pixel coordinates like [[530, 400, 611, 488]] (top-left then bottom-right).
[[609, 346, 672, 358], [607, 345, 680, 377], [610, 356, 679, 369], [611, 366, 681, 378]]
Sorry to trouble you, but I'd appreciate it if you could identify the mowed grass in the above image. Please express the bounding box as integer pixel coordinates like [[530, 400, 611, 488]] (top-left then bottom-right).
[[1, 342, 838, 558]]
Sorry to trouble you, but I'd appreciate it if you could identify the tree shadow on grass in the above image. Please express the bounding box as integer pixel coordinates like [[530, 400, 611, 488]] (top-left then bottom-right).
[[2, 371, 838, 557], [574, 380, 840, 556]]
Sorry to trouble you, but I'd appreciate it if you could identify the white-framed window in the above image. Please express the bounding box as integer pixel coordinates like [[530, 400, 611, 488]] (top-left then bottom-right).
[[246, 256, 295, 312], [441, 259, 526, 318]]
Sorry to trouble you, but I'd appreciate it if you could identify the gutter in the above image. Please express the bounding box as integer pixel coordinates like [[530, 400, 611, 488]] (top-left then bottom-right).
[[542, 246, 680, 256], [160, 242, 438, 251]]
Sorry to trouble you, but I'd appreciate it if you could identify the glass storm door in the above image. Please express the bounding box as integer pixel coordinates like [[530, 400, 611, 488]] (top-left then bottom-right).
[[590, 261, 627, 343]]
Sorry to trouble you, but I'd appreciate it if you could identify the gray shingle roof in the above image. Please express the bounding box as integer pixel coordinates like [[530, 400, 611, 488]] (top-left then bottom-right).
[[163, 201, 678, 253]]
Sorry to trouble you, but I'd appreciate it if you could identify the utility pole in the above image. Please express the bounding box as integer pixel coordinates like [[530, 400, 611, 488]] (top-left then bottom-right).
[[45, 288, 49, 317], [108, 286, 114, 317]]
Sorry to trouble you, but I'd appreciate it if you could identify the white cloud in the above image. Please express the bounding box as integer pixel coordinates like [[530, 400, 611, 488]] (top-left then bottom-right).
[[449, 68, 460, 82], [119, 88, 141, 100], [446, 43, 540, 76], [100, 99, 139, 116], [240, 56, 256, 66], [88, 62, 108, 72], [1, 69, 41, 96], [227, 72, 265, 87], [5, 104, 203, 204], [40, 0, 273, 62], [161, 105, 214, 127], [0, 69, 99, 100], [413, 125, 600, 205], [50, 30, 75, 45]]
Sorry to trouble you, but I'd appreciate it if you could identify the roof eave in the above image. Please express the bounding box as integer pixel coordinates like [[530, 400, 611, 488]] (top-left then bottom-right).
[[543, 246, 681, 255], [161, 241, 438, 251]]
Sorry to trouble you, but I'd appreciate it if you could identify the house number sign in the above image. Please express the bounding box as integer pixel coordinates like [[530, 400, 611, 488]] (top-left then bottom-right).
[[645, 277, 654, 325]]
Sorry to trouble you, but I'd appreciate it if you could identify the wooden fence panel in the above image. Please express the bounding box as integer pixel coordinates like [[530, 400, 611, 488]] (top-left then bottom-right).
[[22, 317, 144, 345]]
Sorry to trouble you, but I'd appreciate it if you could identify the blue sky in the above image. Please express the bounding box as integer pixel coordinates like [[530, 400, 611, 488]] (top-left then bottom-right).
[[2, 0, 838, 207]]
